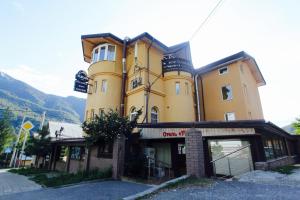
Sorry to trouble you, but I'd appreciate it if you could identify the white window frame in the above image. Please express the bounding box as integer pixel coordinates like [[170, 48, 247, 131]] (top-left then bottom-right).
[[175, 82, 180, 95], [184, 82, 189, 95], [92, 43, 116, 63], [219, 66, 228, 75], [130, 107, 137, 121], [224, 112, 235, 121], [221, 85, 233, 101], [101, 80, 107, 93], [151, 107, 159, 123]]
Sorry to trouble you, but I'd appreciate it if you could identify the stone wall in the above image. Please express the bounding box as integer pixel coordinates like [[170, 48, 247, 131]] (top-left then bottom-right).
[[89, 146, 113, 171], [255, 156, 298, 170], [185, 128, 205, 177]]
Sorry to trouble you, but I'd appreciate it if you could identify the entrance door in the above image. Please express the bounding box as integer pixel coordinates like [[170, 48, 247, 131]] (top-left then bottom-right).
[[208, 139, 253, 176]]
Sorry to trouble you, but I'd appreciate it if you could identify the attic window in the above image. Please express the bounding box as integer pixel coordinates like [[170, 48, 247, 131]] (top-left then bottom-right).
[[92, 44, 116, 63], [219, 66, 228, 75]]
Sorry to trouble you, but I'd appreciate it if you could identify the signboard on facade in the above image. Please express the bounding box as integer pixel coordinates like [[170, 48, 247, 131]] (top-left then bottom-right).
[[140, 127, 256, 139], [74, 70, 88, 93]]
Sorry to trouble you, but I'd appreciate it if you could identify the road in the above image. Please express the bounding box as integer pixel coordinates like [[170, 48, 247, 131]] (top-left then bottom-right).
[[148, 181, 300, 200]]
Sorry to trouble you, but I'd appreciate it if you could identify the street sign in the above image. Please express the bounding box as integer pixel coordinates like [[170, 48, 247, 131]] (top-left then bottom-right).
[[74, 70, 89, 93], [22, 121, 34, 131], [74, 80, 88, 93]]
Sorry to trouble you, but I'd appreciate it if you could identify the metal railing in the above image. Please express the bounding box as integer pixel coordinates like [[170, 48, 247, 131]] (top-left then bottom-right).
[[210, 144, 253, 178], [146, 157, 172, 179]]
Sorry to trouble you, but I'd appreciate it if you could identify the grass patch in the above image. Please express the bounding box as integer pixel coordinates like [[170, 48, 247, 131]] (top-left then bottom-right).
[[8, 167, 51, 176], [137, 176, 213, 200], [30, 168, 112, 187], [272, 165, 300, 175]]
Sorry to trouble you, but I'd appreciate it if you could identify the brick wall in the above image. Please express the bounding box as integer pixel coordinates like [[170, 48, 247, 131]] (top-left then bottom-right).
[[185, 128, 205, 177]]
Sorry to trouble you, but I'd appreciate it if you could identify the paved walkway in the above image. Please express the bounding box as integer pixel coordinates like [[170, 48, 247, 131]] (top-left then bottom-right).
[[0, 169, 41, 196], [148, 181, 300, 200], [0, 180, 151, 200]]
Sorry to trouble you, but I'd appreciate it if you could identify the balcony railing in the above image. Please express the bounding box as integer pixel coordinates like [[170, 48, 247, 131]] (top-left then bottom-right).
[[161, 57, 194, 75]]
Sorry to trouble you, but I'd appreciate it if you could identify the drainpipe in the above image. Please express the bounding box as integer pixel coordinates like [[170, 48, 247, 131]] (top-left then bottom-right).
[[145, 38, 154, 123], [194, 74, 201, 121], [120, 37, 129, 117]]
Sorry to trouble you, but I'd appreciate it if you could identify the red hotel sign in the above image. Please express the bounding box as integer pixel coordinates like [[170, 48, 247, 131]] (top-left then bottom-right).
[[162, 130, 186, 137]]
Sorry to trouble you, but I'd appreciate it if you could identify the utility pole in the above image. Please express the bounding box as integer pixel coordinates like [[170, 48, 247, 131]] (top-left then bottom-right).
[[18, 130, 29, 168], [39, 111, 46, 130], [9, 114, 26, 167]]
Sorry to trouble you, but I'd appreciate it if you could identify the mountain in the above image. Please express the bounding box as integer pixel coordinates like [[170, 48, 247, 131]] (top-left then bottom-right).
[[0, 71, 86, 131], [282, 124, 296, 135]]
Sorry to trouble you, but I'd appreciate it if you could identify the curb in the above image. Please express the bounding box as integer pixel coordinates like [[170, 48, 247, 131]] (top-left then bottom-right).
[[49, 178, 113, 188], [123, 175, 190, 200]]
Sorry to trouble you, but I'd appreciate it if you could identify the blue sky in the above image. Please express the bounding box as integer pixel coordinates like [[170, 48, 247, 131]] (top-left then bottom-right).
[[0, 0, 299, 126]]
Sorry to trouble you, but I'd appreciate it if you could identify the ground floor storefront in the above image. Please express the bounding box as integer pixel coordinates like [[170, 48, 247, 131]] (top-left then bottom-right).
[[48, 120, 300, 179]]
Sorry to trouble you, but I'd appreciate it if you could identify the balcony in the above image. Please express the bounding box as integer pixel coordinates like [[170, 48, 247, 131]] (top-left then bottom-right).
[[162, 57, 194, 75]]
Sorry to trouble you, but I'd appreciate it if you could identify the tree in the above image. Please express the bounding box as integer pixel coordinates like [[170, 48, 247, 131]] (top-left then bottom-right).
[[293, 118, 300, 135], [0, 109, 15, 153], [82, 109, 142, 146], [25, 124, 52, 167]]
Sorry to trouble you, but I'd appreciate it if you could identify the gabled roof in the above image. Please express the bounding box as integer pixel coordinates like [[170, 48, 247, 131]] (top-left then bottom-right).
[[196, 51, 266, 86], [81, 32, 190, 63]]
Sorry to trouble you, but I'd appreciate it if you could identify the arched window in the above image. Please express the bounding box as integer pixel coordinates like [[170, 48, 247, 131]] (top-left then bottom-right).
[[130, 107, 137, 121], [151, 107, 159, 123]]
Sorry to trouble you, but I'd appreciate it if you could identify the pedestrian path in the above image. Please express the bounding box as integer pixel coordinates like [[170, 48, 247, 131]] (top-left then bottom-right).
[[0, 169, 41, 196]]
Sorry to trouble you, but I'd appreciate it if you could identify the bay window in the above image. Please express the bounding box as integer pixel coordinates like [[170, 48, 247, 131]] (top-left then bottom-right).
[[92, 44, 116, 63]]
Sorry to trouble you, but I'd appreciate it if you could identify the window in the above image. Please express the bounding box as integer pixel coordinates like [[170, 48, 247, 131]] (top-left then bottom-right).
[[184, 82, 189, 95], [70, 147, 85, 160], [85, 110, 89, 121], [240, 64, 244, 74], [101, 80, 107, 93], [221, 85, 233, 100], [92, 44, 116, 63], [263, 137, 287, 160], [97, 143, 113, 158], [130, 107, 137, 121], [178, 144, 186, 154], [91, 109, 95, 120], [107, 45, 115, 61], [57, 146, 67, 162], [151, 107, 158, 123], [99, 108, 104, 118], [225, 112, 235, 121], [219, 66, 228, 75], [94, 81, 97, 93], [175, 82, 180, 95]]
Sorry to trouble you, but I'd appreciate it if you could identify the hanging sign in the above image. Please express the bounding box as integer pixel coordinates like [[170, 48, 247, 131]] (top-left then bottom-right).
[[74, 70, 88, 93]]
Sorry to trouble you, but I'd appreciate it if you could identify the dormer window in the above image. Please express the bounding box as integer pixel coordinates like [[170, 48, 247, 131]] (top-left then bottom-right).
[[92, 44, 116, 63]]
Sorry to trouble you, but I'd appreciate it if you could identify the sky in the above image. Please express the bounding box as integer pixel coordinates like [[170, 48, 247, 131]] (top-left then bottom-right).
[[0, 0, 299, 127]]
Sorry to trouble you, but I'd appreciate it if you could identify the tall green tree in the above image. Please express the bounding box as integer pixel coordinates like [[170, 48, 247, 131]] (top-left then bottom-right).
[[82, 109, 142, 146], [293, 118, 300, 135], [25, 124, 52, 167], [0, 109, 15, 153]]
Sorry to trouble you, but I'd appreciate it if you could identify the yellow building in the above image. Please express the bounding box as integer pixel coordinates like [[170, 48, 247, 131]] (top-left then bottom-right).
[[81, 32, 265, 123], [49, 32, 298, 179]]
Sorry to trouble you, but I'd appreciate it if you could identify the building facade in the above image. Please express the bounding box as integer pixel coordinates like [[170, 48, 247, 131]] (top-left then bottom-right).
[[49, 32, 299, 178]]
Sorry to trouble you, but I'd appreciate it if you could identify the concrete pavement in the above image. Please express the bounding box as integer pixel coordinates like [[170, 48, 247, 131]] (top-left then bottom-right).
[[0, 169, 41, 196], [0, 180, 151, 200]]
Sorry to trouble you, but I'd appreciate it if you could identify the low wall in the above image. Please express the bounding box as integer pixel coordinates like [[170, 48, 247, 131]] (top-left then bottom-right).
[[89, 146, 112, 171], [255, 155, 298, 170], [69, 159, 86, 173], [55, 161, 67, 172]]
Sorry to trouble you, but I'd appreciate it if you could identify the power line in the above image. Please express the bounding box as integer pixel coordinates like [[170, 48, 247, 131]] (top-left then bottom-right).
[[189, 0, 225, 41]]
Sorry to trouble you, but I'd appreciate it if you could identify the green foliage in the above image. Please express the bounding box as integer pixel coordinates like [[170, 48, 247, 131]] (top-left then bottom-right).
[[0, 109, 16, 153], [8, 167, 51, 176], [272, 165, 300, 174], [30, 167, 112, 187], [292, 118, 300, 135], [25, 124, 51, 160], [82, 109, 142, 146]]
